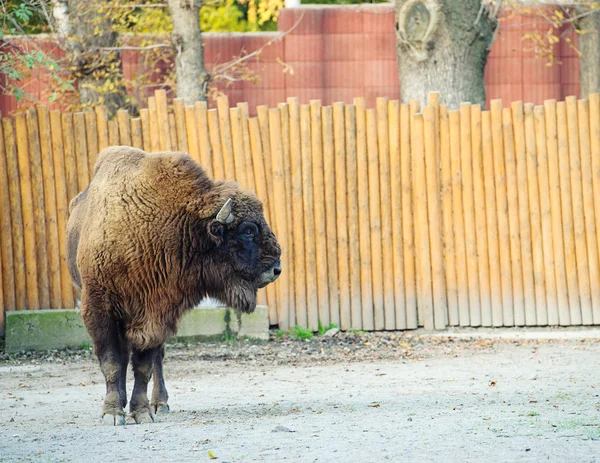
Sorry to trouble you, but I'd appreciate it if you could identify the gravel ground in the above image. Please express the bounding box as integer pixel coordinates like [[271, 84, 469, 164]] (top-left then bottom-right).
[[1, 329, 600, 462]]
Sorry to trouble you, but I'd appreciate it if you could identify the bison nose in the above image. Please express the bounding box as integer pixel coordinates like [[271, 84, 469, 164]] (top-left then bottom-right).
[[273, 264, 282, 277]]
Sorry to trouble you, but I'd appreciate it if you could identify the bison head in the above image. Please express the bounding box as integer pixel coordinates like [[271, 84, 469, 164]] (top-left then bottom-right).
[[203, 191, 281, 313]]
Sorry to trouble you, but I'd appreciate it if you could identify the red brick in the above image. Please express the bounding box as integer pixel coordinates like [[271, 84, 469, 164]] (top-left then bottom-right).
[[203, 34, 245, 64], [242, 34, 284, 60], [243, 62, 286, 89], [278, 8, 324, 35], [364, 60, 398, 88], [363, 33, 396, 61], [560, 57, 580, 85], [522, 84, 562, 106], [484, 57, 523, 85], [324, 34, 367, 61], [284, 61, 324, 88], [323, 7, 364, 34], [324, 61, 365, 88], [522, 57, 561, 85], [284, 34, 324, 62], [362, 5, 395, 33]]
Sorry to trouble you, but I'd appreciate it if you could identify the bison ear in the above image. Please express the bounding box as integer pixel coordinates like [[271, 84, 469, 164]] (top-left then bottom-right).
[[208, 220, 226, 246]]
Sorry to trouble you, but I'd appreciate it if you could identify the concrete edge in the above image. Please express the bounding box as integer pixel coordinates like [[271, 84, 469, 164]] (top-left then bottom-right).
[[4, 305, 269, 352]]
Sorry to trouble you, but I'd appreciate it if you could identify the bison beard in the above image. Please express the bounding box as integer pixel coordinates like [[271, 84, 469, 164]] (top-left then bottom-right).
[[66, 146, 281, 425]]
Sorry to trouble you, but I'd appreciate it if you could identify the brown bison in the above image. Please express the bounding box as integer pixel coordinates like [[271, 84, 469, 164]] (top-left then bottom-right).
[[67, 146, 281, 425]]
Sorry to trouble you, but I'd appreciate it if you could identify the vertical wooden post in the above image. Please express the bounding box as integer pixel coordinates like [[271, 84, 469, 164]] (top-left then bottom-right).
[[367, 108, 385, 330], [248, 117, 277, 324], [131, 118, 143, 150], [25, 110, 50, 310], [376, 98, 395, 330], [50, 111, 75, 309], [174, 99, 188, 153], [523, 104, 548, 325], [0, 116, 16, 312], [557, 101, 582, 324], [533, 106, 558, 325], [459, 104, 480, 326], [400, 103, 417, 329], [95, 106, 109, 151], [471, 105, 492, 326], [229, 108, 248, 188], [449, 110, 470, 326], [333, 102, 351, 330], [147, 97, 161, 152], [300, 105, 318, 331], [37, 106, 62, 309], [288, 99, 306, 328], [388, 100, 406, 330], [277, 103, 295, 324], [354, 98, 374, 330], [139, 109, 151, 152], [239, 102, 256, 192], [511, 102, 536, 326], [195, 102, 213, 176], [61, 113, 78, 202], [207, 109, 225, 180], [85, 111, 99, 178], [481, 111, 503, 327], [155, 90, 171, 151], [322, 105, 340, 326], [108, 120, 119, 147], [590, 94, 600, 323], [168, 114, 178, 151], [440, 107, 459, 326], [577, 98, 600, 324], [566, 96, 592, 325], [184, 106, 200, 163], [544, 100, 571, 325], [217, 96, 235, 180], [73, 113, 90, 192], [309, 100, 330, 327], [15, 114, 40, 310], [2, 118, 26, 310], [268, 108, 291, 329], [345, 104, 363, 330], [117, 109, 132, 147], [411, 112, 434, 330], [490, 100, 513, 326]]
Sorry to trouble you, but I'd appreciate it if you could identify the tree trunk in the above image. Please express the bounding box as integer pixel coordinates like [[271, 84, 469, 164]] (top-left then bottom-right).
[[394, 0, 497, 109], [576, 10, 600, 99], [167, 0, 208, 104], [67, 0, 129, 117]]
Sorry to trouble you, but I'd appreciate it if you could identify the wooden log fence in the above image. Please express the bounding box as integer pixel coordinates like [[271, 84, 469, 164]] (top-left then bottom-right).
[[2, 90, 600, 332]]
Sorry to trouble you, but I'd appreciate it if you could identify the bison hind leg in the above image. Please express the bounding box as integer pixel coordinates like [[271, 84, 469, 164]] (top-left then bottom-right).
[[81, 296, 128, 425], [151, 344, 169, 415]]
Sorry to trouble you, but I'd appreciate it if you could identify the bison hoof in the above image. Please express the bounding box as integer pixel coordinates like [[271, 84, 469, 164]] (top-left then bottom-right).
[[153, 403, 170, 415], [131, 408, 157, 424], [102, 413, 126, 426]]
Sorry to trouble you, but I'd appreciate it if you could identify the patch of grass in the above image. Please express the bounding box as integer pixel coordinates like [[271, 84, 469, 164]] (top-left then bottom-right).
[[318, 321, 338, 336], [275, 330, 286, 340], [81, 341, 91, 351], [526, 411, 540, 417], [291, 325, 314, 340]]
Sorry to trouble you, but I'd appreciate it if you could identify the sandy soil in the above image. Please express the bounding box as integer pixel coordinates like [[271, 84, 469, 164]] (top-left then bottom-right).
[[1, 330, 600, 463]]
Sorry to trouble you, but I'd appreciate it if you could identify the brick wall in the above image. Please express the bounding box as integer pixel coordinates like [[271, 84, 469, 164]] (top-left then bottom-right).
[[0, 4, 581, 116]]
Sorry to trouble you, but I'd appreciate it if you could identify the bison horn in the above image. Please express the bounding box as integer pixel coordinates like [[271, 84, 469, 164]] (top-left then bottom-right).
[[216, 198, 234, 224]]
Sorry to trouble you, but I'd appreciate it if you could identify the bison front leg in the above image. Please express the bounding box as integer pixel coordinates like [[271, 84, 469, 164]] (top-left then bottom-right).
[[130, 346, 159, 424], [81, 300, 128, 426], [151, 344, 170, 415]]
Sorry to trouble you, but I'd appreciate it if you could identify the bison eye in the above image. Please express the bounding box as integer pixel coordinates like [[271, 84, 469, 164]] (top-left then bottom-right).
[[237, 222, 259, 239]]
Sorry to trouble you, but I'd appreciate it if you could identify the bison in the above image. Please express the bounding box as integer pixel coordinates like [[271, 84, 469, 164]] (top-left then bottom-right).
[[67, 146, 282, 425]]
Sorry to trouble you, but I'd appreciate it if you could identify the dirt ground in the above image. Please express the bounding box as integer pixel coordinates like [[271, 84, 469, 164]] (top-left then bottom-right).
[[1, 328, 600, 463]]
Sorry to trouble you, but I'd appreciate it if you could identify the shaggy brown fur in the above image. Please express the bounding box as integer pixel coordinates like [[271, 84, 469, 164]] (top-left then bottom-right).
[[67, 146, 281, 424]]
